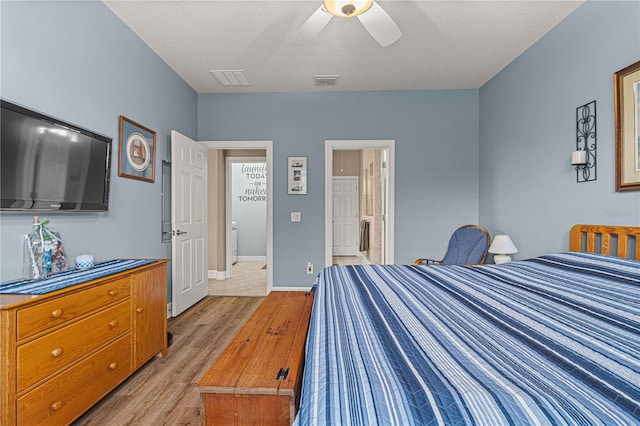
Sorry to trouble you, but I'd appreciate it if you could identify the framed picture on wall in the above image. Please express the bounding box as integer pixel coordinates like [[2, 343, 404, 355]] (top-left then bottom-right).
[[614, 60, 640, 191], [118, 115, 156, 183], [288, 156, 307, 194]]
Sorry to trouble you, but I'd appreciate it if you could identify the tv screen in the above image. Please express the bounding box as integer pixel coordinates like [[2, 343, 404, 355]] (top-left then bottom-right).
[[1, 100, 111, 211]]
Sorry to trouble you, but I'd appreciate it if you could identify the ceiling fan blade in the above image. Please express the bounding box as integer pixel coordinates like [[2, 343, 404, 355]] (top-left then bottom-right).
[[357, 2, 401, 47], [291, 5, 333, 45]]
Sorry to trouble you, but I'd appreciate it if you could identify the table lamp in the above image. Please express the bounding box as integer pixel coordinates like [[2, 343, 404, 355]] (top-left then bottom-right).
[[489, 235, 518, 264]]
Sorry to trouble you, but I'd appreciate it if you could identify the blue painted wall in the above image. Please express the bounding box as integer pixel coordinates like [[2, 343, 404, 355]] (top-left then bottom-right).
[[6, 0, 630, 290], [479, 0, 640, 260], [198, 90, 480, 287], [0, 1, 197, 285]]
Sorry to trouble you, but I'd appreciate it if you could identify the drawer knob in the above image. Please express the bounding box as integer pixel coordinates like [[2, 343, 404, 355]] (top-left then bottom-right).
[[136, 307, 144, 314], [109, 362, 118, 370], [108, 289, 118, 297], [51, 347, 63, 357], [109, 320, 119, 329], [51, 309, 63, 318], [51, 401, 63, 411]]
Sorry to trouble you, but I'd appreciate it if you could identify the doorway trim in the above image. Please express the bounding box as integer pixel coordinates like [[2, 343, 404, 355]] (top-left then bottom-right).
[[200, 140, 273, 294], [325, 140, 395, 267]]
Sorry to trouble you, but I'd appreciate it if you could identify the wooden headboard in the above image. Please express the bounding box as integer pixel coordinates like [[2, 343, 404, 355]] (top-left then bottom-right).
[[569, 224, 640, 260]]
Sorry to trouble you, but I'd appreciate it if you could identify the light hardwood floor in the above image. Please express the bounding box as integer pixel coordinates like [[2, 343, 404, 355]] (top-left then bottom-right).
[[73, 296, 264, 425]]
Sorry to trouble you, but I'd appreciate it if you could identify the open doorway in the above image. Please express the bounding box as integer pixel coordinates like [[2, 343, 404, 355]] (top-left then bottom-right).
[[225, 156, 266, 295], [325, 140, 395, 267], [200, 141, 273, 296]]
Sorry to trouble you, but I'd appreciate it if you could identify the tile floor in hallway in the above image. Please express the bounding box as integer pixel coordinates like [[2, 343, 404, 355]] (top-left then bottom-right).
[[208, 257, 369, 297], [208, 261, 267, 296], [332, 256, 368, 265]]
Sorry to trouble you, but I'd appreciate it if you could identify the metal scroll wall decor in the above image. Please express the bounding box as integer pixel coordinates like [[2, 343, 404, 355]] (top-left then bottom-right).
[[575, 100, 597, 182]]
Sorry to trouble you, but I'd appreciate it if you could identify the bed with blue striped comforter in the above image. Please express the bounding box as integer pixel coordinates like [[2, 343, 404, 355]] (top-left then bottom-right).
[[295, 252, 640, 425]]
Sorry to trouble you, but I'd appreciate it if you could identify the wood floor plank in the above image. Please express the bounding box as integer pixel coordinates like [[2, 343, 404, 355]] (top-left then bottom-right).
[[73, 296, 264, 425]]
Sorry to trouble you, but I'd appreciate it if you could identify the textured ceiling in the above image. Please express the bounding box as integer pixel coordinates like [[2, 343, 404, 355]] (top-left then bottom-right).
[[103, 0, 584, 93]]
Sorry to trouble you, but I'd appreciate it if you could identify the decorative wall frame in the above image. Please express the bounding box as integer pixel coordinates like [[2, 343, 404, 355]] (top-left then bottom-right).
[[288, 156, 307, 194], [118, 116, 156, 183], [614, 60, 640, 191], [575, 100, 597, 183]]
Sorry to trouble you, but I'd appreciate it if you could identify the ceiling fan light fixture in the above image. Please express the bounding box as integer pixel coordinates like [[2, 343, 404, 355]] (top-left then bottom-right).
[[323, 0, 373, 18]]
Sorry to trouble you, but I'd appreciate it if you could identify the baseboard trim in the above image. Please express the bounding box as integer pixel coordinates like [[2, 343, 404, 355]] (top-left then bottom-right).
[[207, 270, 227, 280]]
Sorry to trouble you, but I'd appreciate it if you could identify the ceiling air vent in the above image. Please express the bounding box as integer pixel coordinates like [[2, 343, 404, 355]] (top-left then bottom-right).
[[209, 70, 251, 86], [313, 75, 339, 87]]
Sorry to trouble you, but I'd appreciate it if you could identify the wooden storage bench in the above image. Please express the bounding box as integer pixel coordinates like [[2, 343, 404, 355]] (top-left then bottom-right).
[[197, 291, 314, 425]]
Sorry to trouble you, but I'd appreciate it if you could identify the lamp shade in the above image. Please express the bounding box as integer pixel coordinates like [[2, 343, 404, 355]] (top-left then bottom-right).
[[323, 0, 373, 17], [488, 235, 518, 255]]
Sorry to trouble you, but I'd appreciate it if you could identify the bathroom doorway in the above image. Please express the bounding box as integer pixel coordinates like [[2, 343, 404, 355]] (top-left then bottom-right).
[[325, 140, 395, 267]]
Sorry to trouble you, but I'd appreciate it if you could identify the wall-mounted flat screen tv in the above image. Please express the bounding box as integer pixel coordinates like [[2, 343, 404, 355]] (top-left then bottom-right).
[[1, 100, 112, 211]]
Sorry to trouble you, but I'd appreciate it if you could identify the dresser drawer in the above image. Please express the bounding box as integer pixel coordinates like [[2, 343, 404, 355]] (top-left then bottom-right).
[[17, 300, 131, 392], [17, 333, 132, 426], [17, 276, 131, 340]]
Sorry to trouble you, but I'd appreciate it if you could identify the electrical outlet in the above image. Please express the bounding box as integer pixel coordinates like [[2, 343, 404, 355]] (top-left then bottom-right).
[[306, 262, 313, 275]]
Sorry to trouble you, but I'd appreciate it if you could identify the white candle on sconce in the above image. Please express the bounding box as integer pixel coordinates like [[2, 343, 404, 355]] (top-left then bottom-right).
[[571, 150, 587, 165]]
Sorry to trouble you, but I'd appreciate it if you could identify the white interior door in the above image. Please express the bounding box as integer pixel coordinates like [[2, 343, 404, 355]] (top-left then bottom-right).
[[171, 131, 208, 316], [332, 177, 359, 256]]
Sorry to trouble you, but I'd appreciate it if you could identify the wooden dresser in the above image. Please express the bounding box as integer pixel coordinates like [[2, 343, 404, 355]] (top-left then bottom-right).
[[0, 260, 168, 425], [197, 291, 314, 425]]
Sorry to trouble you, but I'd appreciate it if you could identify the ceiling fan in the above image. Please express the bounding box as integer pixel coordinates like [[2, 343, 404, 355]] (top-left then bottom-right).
[[292, 0, 402, 47]]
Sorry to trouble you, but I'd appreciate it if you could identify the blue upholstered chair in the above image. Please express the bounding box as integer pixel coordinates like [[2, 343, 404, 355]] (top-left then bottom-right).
[[414, 225, 491, 266]]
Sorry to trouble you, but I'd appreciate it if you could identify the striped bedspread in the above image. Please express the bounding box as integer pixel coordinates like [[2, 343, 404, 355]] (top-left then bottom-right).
[[295, 252, 640, 425]]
